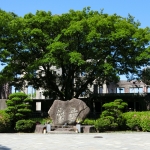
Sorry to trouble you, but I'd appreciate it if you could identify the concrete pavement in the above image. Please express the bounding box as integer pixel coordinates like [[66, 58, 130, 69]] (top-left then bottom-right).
[[0, 132, 150, 150]]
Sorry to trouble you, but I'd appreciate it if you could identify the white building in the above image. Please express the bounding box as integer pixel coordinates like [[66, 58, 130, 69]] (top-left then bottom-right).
[[29, 79, 148, 99], [19, 65, 149, 99]]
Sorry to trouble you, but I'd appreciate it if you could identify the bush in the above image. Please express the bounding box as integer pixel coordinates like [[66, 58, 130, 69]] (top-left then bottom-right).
[[6, 92, 33, 129], [15, 119, 35, 133], [140, 115, 150, 131], [95, 99, 128, 132], [94, 117, 111, 132], [123, 111, 150, 132], [82, 118, 95, 125], [0, 110, 11, 132], [123, 112, 141, 131]]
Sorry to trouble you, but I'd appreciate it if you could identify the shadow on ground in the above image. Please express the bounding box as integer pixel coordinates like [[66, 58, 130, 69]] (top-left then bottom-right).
[[0, 145, 11, 150]]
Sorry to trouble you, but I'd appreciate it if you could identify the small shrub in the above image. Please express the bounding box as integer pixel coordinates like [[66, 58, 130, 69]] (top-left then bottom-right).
[[42, 117, 52, 124], [140, 112, 150, 132], [82, 118, 95, 125], [31, 117, 52, 125], [15, 119, 35, 133], [6, 92, 33, 128], [0, 110, 11, 132], [96, 99, 128, 131], [123, 112, 141, 131], [94, 117, 111, 132], [123, 111, 150, 131]]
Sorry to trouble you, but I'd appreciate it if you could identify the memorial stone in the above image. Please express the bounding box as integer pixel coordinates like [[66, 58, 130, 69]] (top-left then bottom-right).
[[48, 98, 90, 125]]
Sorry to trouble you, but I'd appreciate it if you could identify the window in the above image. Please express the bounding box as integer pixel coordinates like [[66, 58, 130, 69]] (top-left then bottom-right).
[[116, 88, 125, 93], [99, 87, 103, 93], [36, 102, 41, 111], [129, 87, 143, 93], [147, 87, 150, 93]]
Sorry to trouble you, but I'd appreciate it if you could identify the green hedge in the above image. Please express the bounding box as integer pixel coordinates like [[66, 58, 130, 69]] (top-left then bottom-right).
[[0, 110, 11, 132], [82, 111, 150, 132], [15, 119, 35, 133], [123, 111, 150, 132], [94, 117, 111, 132]]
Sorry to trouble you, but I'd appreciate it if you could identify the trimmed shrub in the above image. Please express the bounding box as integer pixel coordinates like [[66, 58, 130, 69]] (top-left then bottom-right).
[[123, 112, 141, 131], [123, 111, 150, 131], [0, 110, 11, 132], [15, 119, 35, 133], [94, 117, 111, 132], [6, 92, 33, 129], [95, 99, 127, 132], [140, 115, 150, 132]]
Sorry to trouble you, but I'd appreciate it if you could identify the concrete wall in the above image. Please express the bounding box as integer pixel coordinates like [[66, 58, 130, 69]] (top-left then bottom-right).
[[0, 99, 7, 110]]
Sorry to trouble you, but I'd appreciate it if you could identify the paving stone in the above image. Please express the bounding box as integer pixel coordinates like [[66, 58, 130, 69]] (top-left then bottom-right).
[[0, 132, 150, 150]]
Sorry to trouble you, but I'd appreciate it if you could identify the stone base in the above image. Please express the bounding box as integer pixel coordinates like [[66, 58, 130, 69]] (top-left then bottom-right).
[[47, 130, 77, 134], [81, 125, 96, 133], [47, 125, 77, 134], [48, 125, 96, 133], [35, 124, 96, 134], [35, 125, 46, 133], [54, 127, 75, 132]]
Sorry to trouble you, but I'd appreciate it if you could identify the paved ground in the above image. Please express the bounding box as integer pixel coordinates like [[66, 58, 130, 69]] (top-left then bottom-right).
[[0, 132, 150, 150]]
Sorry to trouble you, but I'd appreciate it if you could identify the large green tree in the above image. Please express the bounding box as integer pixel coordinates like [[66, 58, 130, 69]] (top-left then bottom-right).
[[0, 8, 150, 100], [0, 9, 23, 85]]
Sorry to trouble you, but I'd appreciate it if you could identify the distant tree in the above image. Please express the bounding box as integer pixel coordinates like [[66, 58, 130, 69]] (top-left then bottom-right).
[[139, 67, 150, 85], [0, 8, 150, 100]]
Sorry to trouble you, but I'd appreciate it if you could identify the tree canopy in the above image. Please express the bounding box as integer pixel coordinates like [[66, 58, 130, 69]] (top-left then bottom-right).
[[139, 67, 150, 85], [0, 8, 150, 100]]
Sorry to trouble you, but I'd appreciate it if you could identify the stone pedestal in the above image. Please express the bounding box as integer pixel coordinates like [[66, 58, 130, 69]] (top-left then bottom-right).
[[35, 125, 46, 133]]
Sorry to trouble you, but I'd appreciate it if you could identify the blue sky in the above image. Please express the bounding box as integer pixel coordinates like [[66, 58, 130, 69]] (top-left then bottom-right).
[[0, 0, 150, 28], [0, 0, 150, 80]]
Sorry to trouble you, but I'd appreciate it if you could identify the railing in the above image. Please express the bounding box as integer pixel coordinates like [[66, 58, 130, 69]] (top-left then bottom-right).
[[91, 93, 148, 97]]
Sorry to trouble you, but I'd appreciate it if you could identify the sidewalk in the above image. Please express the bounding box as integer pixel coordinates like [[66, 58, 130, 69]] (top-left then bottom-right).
[[0, 132, 150, 150]]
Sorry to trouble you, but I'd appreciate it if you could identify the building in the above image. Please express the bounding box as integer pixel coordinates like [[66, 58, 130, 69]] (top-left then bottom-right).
[[33, 79, 148, 99]]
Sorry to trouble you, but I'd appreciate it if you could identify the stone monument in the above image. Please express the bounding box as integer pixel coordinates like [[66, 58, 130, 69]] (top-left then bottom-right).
[[48, 98, 90, 125]]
